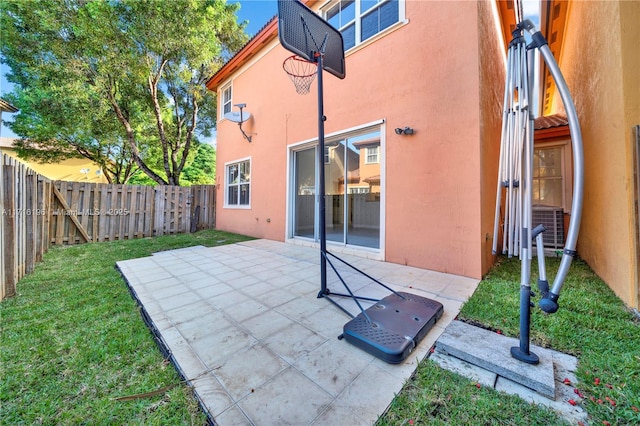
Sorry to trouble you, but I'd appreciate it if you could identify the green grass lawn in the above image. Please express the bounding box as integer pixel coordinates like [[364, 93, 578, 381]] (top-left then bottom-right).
[[2, 233, 639, 425], [0, 230, 252, 424], [379, 257, 640, 426]]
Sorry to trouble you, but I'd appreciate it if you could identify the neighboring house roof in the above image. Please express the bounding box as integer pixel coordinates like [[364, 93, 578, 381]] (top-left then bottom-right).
[[534, 113, 570, 140], [352, 137, 380, 148], [0, 137, 108, 183], [0, 98, 18, 113], [534, 113, 568, 129], [364, 174, 381, 184], [0, 137, 17, 148]]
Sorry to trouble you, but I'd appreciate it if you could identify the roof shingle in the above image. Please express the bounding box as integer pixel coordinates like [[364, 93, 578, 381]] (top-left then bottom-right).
[[534, 114, 568, 130]]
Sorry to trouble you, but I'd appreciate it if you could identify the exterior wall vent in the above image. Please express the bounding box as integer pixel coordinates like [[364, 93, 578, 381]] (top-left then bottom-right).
[[532, 206, 565, 249]]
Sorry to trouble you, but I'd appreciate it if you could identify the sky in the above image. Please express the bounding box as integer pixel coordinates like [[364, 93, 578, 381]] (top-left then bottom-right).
[[235, 0, 278, 36], [234, 0, 541, 35], [1, 0, 540, 140]]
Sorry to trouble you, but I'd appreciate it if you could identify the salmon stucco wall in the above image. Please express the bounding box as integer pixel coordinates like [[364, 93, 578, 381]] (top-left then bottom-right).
[[214, 1, 506, 279], [555, 1, 640, 309], [378, 0, 483, 277], [214, 38, 301, 242], [477, 0, 506, 276]]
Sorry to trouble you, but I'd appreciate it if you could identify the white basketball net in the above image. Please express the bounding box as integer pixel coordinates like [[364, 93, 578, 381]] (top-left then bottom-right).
[[283, 55, 317, 95]]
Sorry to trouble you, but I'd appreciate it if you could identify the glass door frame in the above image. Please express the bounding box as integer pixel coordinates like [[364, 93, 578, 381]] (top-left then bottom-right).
[[286, 120, 386, 254]]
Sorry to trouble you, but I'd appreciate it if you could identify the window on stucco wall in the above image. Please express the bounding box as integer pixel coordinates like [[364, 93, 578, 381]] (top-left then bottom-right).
[[323, 0, 403, 51], [225, 158, 251, 208], [221, 83, 232, 118], [533, 144, 573, 210]]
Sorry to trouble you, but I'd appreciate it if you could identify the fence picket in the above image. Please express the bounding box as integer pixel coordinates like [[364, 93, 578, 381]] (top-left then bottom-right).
[[25, 174, 36, 273], [2, 163, 16, 298], [0, 158, 4, 293], [36, 177, 48, 260], [16, 162, 25, 279], [80, 182, 93, 241], [154, 187, 164, 236]]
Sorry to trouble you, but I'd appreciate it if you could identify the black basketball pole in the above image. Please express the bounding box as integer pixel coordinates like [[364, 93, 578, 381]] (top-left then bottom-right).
[[317, 50, 328, 298]]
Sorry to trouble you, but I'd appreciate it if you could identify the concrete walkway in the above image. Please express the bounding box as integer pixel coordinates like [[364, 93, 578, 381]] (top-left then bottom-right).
[[117, 239, 478, 425]]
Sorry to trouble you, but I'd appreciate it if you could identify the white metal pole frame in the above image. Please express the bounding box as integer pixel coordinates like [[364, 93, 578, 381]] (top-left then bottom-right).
[[511, 41, 538, 364], [493, 20, 584, 364], [493, 31, 529, 259], [512, 27, 540, 364], [492, 19, 584, 364]]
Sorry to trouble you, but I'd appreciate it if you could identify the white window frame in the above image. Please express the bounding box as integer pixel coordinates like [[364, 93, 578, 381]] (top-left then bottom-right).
[[533, 140, 573, 212], [224, 157, 251, 209], [322, 0, 406, 52], [365, 145, 379, 164], [221, 83, 232, 120]]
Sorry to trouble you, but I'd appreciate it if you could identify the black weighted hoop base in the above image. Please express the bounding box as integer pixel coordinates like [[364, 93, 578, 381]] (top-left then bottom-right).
[[342, 292, 443, 364]]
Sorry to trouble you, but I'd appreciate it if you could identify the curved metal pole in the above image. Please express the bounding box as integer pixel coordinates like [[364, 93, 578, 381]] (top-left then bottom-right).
[[521, 20, 585, 313]]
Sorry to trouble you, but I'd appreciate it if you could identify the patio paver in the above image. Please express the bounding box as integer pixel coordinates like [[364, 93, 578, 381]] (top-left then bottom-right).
[[116, 239, 479, 425]]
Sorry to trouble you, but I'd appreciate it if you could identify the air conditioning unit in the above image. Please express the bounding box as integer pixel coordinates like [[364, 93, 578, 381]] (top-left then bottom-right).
[[532, 206, 565, 249]]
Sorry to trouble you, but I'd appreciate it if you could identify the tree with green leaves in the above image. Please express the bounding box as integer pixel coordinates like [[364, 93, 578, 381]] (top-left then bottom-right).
[[8, 91, 141, 183], [1, 0, 246, 185], [129, 141, 216, 186]]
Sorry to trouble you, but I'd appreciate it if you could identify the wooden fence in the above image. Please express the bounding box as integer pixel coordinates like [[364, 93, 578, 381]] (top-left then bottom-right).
[[1, 155, 52, 300], [1, 153, 216, 300]]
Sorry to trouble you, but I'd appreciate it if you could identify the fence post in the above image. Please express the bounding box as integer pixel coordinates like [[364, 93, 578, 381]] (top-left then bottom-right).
[[2, 164, 17, 298]]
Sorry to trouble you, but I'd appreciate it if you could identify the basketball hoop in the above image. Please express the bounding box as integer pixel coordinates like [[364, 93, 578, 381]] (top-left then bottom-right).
[[283, 55, 317, 95]]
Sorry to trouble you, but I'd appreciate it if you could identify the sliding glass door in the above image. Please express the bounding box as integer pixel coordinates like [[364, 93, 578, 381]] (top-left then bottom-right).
[[292, 127, 381, 249]]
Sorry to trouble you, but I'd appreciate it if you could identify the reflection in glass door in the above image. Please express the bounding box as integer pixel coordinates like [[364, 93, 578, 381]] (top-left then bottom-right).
[[292, 128, 381, 249], [325, 139, 345, 244], [344, 130, 380, 249], [294, 147, 316, 239]]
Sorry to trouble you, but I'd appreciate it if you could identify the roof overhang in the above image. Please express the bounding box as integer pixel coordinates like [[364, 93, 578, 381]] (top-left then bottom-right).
[[205, 17, 278, 92], [497, 0, 519, 49], [540, 0, 569, 116]]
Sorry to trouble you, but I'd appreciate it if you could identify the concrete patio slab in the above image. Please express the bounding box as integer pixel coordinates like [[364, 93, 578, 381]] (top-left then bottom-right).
[[117, 239, 478, 425]]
